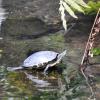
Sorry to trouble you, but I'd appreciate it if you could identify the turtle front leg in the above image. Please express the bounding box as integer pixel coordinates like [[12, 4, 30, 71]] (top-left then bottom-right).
[[43, 60, 61, 75], [43, 64, 51, 75]]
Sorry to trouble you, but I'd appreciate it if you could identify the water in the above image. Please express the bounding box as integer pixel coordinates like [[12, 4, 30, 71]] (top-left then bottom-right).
[[0, 0, 6, 25], [0, 30, 99, 99], [0, 1, 100, 99], [0, 0, 6, 40]]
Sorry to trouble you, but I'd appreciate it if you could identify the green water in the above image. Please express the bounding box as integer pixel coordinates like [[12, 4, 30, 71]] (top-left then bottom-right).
[[0, 26, 100, 100]]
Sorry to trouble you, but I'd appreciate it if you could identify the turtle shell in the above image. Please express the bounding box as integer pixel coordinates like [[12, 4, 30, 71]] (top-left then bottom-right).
[[23, 51, 58, 68]]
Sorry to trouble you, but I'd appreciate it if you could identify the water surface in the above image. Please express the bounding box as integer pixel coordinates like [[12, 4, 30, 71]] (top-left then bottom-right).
[[0, 2, 100, 99]]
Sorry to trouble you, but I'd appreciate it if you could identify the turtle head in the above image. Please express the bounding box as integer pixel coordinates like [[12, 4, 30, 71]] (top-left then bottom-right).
[[57, 50, 67, 61]]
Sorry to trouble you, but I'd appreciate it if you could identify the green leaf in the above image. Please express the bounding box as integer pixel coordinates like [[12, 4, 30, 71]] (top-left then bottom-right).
[[0, 49, 3, 52], [62, 1, 78, 18], [84, 1, 100, 15], [59, 0, 89, 30], [73, 0, 90, 8], [64, 0, 84, 13], [92, 48, 100, 56], [59, 0, 67, 30]]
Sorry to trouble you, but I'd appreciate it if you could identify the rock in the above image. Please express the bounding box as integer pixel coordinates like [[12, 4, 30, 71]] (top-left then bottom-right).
[[2, 0, 60, 24], [1, 0, 63, 38], [1, 0, 96, 38], [1, 17, 62, 38]]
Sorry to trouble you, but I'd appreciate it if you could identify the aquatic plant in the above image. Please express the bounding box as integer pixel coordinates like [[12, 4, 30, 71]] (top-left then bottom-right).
[[58, 71, 88, 100]]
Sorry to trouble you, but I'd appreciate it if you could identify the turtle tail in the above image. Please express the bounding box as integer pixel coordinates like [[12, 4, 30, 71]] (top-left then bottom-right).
[[7, 66, 23, 71]]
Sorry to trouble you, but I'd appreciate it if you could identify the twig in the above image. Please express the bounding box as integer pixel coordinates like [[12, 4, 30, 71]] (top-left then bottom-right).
[[80, 67, 96, 100], [80, 8, 100, 100], [81, 8, 100, 65]]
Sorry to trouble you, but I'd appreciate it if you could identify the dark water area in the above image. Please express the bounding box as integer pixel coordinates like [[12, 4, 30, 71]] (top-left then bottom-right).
[[0, 0, 100, 100]]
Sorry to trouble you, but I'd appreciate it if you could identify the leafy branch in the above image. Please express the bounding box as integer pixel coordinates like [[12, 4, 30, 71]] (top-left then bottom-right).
[[59, 0, 89, 30]]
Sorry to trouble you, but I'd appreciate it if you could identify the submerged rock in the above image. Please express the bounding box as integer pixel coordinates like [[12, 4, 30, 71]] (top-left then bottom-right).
[[2, 0, 60, 24], [1, 17, 62, 38]]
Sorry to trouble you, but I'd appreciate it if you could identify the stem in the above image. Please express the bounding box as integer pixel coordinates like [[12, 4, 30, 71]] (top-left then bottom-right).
[[80, 8, 100, 100], [81, 8, 100, 65]]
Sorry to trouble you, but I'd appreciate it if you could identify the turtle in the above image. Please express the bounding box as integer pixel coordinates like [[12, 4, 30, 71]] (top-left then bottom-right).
[[7, 50, 66, 74]]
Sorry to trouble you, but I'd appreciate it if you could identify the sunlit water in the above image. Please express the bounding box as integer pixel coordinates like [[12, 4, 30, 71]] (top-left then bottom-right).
[[0, 0, 6, 26], [0, 0, 6, 40]]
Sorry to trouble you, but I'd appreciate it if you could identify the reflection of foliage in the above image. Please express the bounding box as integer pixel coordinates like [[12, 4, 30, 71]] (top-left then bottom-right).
[[84, 1, 100, 15], [0, 66, 10, 97], [7, 72, 34, 97], [28, 92, 58, 100], [7, 72, 58, 99], [59, 0, 89, 30], [58, 68, 89, 100], [92, 48, 100, 56]]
